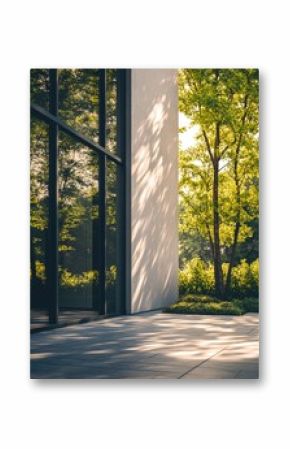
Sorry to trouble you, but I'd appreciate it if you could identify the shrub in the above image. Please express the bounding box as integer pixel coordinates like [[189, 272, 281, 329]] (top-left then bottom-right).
[[166, 298, 243, 316], [231, 259, 259, 298], [179, 258, 215, 295], [180, 294, 218, 303], [164, 294, 259, 315], [179, 258, 259, 299], [235, 297, 259, 313], [59, 269, 98, 288]]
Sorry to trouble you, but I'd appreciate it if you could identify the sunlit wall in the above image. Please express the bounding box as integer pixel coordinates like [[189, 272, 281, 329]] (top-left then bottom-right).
[[130, 69, 178, 313]]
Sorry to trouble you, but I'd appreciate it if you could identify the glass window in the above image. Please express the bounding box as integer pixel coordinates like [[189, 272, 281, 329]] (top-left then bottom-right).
[[106, 160, 123, 315], [58, 132, 100, 311], [30, 117, 49, 326], [106, 69, 118, 154], [58, 69, 100, 143], [31, 69, 49, 109], [30, 68, 126, 327]]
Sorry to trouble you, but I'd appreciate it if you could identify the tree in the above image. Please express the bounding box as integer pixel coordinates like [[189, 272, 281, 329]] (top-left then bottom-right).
[[179, 69, 259, 298], [31, 69, 120, 306]]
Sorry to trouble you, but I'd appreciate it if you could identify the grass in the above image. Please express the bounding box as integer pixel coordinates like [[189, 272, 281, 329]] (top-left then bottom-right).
[[164, 294, 259, 316]]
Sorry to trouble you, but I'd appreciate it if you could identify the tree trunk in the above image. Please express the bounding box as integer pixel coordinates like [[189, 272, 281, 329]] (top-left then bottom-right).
[[202, 123, 224, 298], [213, 160, 224, 297]]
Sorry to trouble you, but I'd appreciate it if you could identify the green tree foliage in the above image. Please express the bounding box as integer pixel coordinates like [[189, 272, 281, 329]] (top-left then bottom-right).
[[30, 69, 119, 306], [179, 258, 259, 298], [179, 69, 259, 298]]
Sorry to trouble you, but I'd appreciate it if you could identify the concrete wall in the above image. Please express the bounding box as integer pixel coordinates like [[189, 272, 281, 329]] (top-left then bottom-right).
[[130, 69, 178, 313]]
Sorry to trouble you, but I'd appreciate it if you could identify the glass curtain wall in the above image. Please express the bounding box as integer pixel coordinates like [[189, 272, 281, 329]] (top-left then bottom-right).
[[30, 69, 126, 329]]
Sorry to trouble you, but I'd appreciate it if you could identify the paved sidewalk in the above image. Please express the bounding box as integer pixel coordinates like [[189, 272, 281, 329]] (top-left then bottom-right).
[[31, 312, 259, 379]]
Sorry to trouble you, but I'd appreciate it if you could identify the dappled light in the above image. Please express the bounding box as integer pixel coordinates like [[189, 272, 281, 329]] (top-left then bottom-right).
[[30, 69, 258, 380], [31, 312, 258, 379], [179, 69, 259, 300], [131, 70, 178, 313]]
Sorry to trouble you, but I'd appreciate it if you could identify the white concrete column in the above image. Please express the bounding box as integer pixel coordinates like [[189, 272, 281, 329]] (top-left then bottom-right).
[[130, 69, 178, 313]]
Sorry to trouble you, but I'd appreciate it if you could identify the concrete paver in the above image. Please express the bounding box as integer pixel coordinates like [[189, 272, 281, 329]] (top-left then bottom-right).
[[30, 312, 259, 379]]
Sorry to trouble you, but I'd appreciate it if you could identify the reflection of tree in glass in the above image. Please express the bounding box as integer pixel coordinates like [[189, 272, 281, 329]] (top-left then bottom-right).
[[106, 160, 119, 313], [31, 69, 49, 109], [106, 69, 118, 154], [31, 69, 120, 308], [58, 69, 100, 143], [30, 118, 49, 305], [58, 132, 99, 294]]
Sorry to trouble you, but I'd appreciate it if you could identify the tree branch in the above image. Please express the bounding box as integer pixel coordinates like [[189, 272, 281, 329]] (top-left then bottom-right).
[[219, 145, 229, 159], [202, 129, 214, 164]]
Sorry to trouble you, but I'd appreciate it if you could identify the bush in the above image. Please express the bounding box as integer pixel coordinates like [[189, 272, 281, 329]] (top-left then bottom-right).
[[180, 294, 219, 303], [179, 258, 259, 299], [166, 300, 243, 315], [231, 259, 259, 298], [179, 258, 215, 295], [235, 297, 259, 313], [164, 294, 259, 316]]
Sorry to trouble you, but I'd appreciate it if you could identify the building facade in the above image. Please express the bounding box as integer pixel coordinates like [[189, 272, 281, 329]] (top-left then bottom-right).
[[30, 69, 178, 327]]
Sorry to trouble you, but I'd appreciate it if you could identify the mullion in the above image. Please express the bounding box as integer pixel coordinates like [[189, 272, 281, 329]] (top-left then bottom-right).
[[98, 69, 107, 315], [47, 69, 58, 324], [31, 103, 123, 165], [32, 68, 126, 322], [116, 70, 126, 314]]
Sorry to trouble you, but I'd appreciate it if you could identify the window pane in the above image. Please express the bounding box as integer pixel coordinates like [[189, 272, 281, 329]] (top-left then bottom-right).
[[31, 69, 49, 109], [30, 69, 125, 325], [106, 160, 123, 314], [106, 69, 118, 154], [30, 117, 49, 326], [58, 69, 100, 143], [58, 132, 101, 311]]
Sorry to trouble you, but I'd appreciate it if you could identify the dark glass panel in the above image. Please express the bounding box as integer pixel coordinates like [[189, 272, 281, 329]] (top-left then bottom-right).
[[106, 160, 122, 314], [58, 132, 100, 311], [30, 117, 49, 325], [106, 69, 118, 154], [30, 69, 49, 109], [58, 69, 100, 143]]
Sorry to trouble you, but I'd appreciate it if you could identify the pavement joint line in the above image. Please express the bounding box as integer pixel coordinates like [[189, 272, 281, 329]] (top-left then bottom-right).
[[177, 346, 228, 379], [31, 313, 259, 379]]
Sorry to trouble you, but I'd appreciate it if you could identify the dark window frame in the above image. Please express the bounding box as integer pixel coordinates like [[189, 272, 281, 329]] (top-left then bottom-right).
[[30, 68, 130, 324]]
